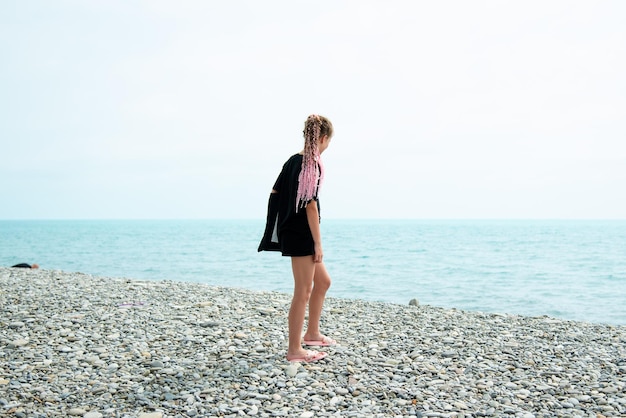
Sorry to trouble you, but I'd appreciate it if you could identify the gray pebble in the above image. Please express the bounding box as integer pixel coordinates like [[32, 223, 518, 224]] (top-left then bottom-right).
[[1, 267, 624, 417]]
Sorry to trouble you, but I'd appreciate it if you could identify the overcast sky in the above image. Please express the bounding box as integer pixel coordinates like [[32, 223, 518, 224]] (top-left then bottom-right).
[[1, 1, 624, 219]]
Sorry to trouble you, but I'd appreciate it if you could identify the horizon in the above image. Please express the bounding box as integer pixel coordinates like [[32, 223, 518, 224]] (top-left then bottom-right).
[[2, 217, 625, 222]]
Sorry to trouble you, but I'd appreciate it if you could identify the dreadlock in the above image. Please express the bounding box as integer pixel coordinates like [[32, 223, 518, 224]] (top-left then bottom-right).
[[296, 114, 333, 211]]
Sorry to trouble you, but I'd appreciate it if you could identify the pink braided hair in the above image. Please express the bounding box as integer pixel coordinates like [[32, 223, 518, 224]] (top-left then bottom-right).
[[296, 114, 332, 211]]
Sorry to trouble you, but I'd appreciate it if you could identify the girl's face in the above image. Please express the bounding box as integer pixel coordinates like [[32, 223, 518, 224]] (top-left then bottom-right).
[[318, 135, 332, 154]]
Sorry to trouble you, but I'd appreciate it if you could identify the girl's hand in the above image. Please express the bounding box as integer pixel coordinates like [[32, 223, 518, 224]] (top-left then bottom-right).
[[306, 201, 323, 263], [313, 243, 323, 263]]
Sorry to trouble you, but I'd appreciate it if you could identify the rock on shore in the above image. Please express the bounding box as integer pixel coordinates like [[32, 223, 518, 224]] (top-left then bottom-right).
[[1, 267, 625, 417]]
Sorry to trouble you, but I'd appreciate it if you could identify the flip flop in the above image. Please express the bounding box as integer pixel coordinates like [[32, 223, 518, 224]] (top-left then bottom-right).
[[302, 336, 337, 347], [287, 350, 328, 363]]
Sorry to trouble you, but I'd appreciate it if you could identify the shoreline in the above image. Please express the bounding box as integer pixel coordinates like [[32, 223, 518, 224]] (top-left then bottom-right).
[[1, 268, 625, 417]]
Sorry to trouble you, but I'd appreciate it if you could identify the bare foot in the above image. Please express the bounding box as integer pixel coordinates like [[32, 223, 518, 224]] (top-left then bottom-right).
[[302, 335, 337, 346], [286, 350, 328, 362]]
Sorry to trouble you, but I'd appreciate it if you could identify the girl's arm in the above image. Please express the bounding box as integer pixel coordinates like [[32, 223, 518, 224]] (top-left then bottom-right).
[[306, 201, 323, 263]]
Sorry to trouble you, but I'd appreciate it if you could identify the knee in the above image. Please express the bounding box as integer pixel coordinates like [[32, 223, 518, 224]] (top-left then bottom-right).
[[293, 283, 313, 302], [315, 275, 331, 292]]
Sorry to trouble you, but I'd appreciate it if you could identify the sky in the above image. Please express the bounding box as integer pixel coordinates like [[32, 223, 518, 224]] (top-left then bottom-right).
[[1, 1, 625, 220]]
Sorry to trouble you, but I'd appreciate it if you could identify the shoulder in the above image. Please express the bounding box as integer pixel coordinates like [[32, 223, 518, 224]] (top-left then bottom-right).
[[281, 153, 303, 171], [285, 153, 303, 165]]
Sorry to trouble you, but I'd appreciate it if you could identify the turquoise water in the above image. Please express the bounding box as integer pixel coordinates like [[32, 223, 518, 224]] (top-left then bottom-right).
[[1, 219, 625, 325]]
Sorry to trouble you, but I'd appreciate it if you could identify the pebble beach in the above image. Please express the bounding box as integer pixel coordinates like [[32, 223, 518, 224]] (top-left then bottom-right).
[[1, 267, 625, 418]]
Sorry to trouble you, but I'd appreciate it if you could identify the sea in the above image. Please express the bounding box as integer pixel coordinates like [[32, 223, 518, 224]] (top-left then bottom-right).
[[1, 219, 625, 326]]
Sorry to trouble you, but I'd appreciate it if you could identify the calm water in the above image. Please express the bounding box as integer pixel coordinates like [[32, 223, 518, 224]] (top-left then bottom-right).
[[1, 219, 625, 325]]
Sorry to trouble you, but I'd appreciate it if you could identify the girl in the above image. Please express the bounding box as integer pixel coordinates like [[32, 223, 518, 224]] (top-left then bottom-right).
[[259, 114, 336, 362]]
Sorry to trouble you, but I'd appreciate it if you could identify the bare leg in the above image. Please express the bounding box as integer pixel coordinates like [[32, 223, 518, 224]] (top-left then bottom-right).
[[287, 256, 315, 359], [303, 262, 331, 341]]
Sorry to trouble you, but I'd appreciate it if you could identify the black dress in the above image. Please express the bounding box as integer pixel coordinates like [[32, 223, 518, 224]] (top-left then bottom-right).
[[258, 154, 320, 257]]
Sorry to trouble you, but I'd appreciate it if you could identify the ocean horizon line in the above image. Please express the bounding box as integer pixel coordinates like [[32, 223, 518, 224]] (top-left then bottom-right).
[[2, 217, 625, 222]]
